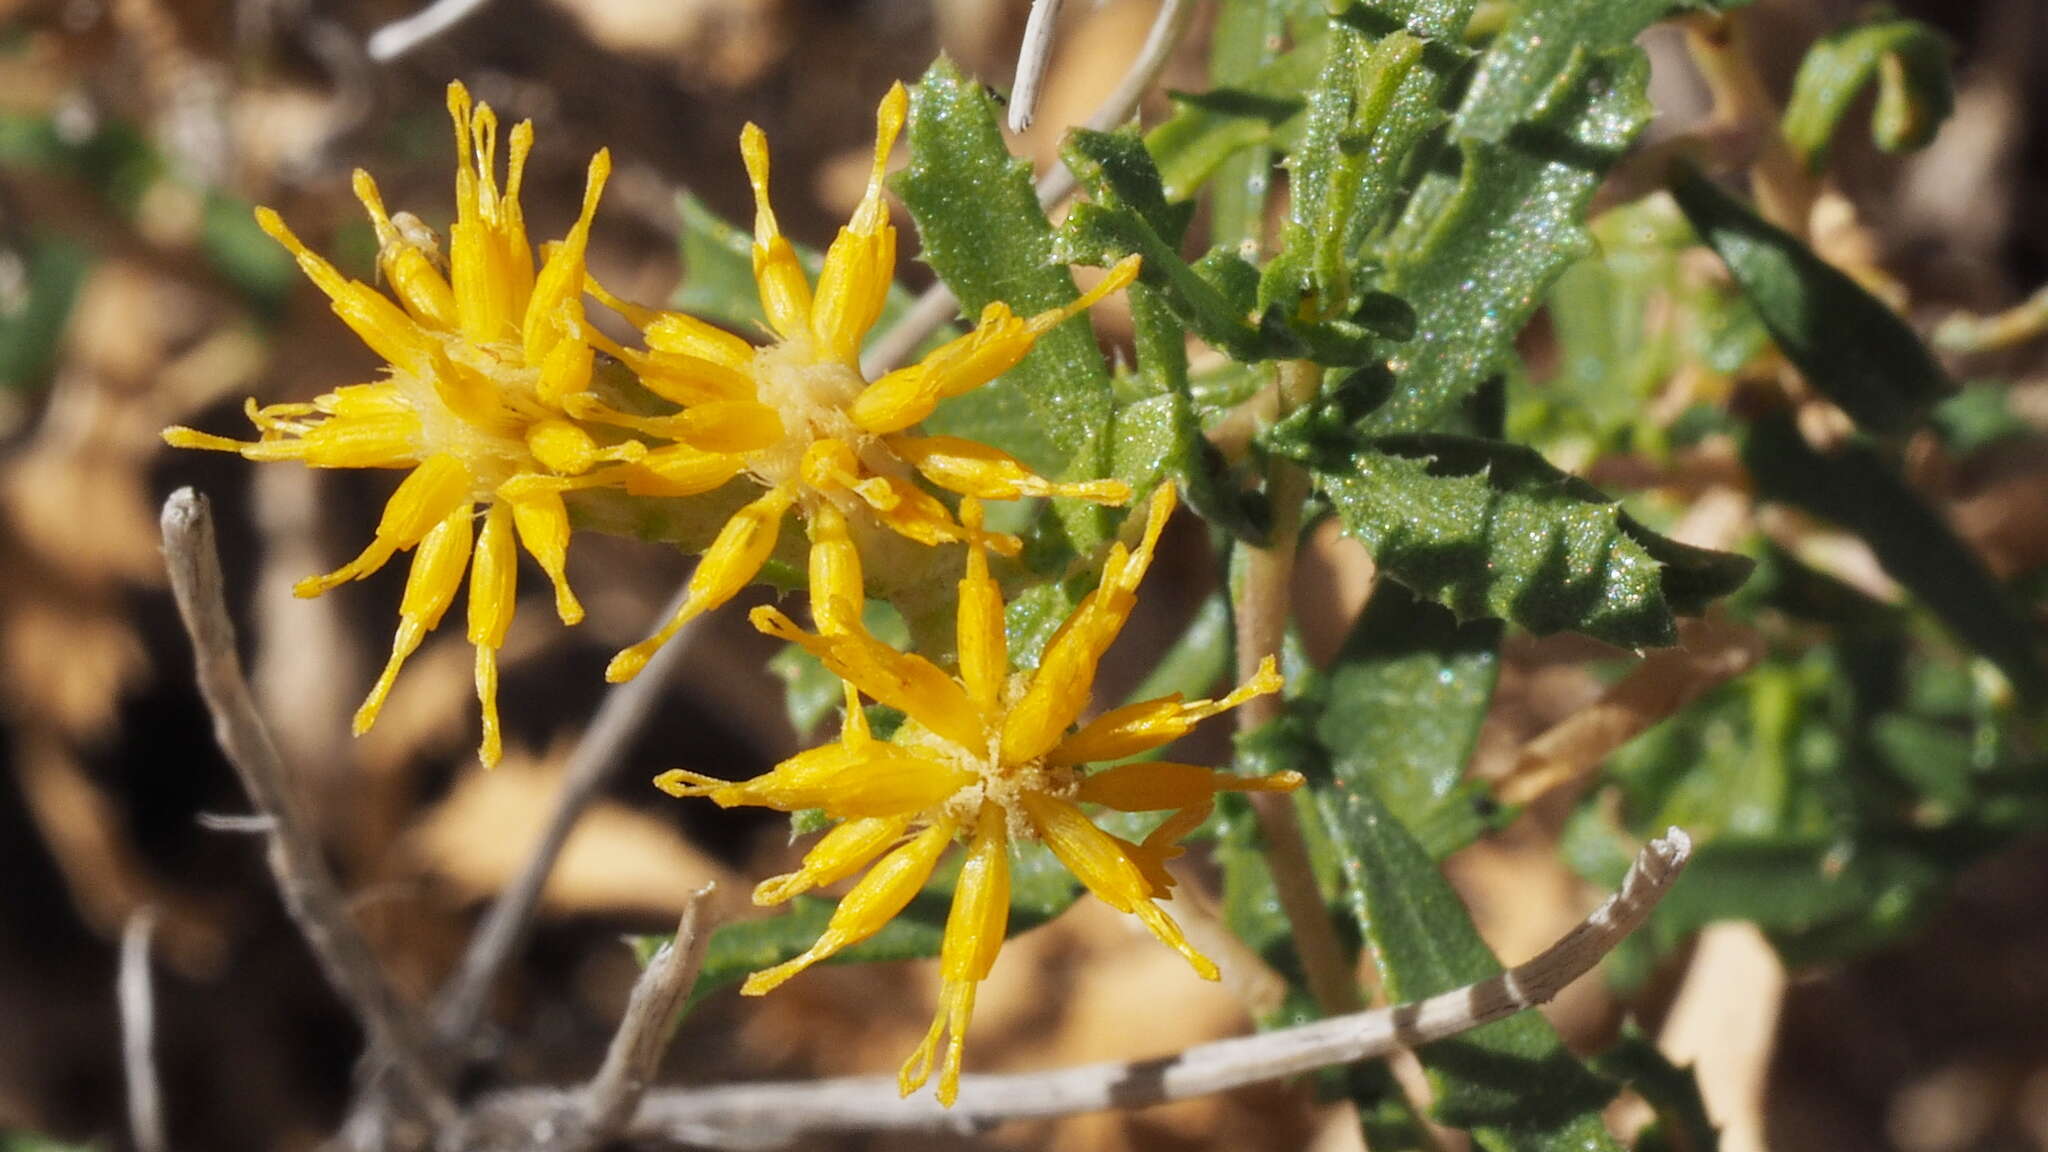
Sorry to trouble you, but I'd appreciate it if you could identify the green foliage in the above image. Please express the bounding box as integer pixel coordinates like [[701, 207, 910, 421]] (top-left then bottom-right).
[[694, 3, 2038, 1140], [1745, 413, 2045, 699], [0, 110, 292, 314], [1313, 579, 1503, 856], [1566, 590, 2048, 984], [1931, 382, 2034, 455], [1782, 17, 1955, 171], [1590, 1025, 1721, 1152], [1356, 0, 1661, 435], [1286, 433, 1750, 648], [1527, 193, 1768, 456], [1671, 166, 1953, 434], [900, 58, 1121, 547], [0, 1135, 93, 1152], [1188, 0, 1306, 245]]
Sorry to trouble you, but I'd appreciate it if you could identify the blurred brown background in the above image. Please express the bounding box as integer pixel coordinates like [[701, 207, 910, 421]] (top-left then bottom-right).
[[3, 0, 2048, 1149]]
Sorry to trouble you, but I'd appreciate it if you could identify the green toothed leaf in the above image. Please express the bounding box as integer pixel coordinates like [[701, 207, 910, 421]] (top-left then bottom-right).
[[1287, 434, 1750, 648], [1359, 0, 1661, 435]]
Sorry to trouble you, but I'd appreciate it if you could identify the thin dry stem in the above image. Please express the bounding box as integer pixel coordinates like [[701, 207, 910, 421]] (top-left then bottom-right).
[[1684, 11, 1815, 236], [1497, 615, 1765, 808], [159, 488, 454, 1128], [472, 829, 1691, 1148], [365, 0, 492, 61], [576, 887, 718, 1146], [119, 908, 167, 1152], [1009, 0, 1067, 133]]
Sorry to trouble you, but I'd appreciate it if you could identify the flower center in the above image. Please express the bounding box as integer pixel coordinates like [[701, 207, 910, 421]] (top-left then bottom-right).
[[401, 333, 550, 498], [903, 673, 1080, 841], [747, 336, 889, 492]]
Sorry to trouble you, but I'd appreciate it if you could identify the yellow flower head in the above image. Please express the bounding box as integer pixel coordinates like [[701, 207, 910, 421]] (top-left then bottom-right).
[[591, 81, 1142, 682], [164, 81, 639, 766], [654, 485, 1300, 1105]]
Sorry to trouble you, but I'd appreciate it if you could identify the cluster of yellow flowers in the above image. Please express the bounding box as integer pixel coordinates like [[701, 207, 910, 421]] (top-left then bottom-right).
[[166, 80, 1299, 1103]]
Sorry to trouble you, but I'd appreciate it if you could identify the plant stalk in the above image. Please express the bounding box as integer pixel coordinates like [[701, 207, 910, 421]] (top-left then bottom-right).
[[1235, 360, 1362, 1017]]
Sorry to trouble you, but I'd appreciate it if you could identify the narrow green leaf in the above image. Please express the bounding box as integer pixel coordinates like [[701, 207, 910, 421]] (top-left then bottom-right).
[[1671, 166, 1952, 434], [1322, 786, 1623, 1150], [1058, 200, 1267, 361], [1278, 19, 1450, 309], [1199, 0, 1298, 246], [1148, 7, 1327, 210], [1315, 579, 1501, 857], [899, 58, 1119, 548], [1744, 412, 2045, 699], [1360, 0, 1660, 434], [1299, 435, 1751, 648], [1781, 18, 1954, 171]]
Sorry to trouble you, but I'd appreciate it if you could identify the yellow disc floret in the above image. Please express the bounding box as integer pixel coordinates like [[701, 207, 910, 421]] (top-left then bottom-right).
[[652, 485, 1301, 1105], [592, 82, 1143, 682], [163, 80, 642, 766]]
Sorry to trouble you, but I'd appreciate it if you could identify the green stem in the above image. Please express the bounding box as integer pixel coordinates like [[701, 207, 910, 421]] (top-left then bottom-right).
[[1235, 360, 1361, 1017]]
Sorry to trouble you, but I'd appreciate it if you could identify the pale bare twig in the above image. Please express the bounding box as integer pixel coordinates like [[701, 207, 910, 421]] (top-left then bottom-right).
[[473, 829, 1691, 1148], [1682, 11, 1814, 237], [860, 0, 1194, 378], [1936, 283, 2048, 354], [1497, 616, 1764, 808], [1009, 0, 1067, 133], [1035, 0, 1196, 205], [119, 909, 167, 1152], [570, 887, 718, 1149], [158, 489, 454, 1128], [432, 581, 705, 1047], [365, 0, 493, 62], [195, 811, 277, 834]]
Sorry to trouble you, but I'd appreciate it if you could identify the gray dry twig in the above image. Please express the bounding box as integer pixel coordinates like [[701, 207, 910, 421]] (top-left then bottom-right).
[[572, 887, 718, 1149], [118, 909, 167, 1152], [159, 488, 455, 1129], [1008, 0, 1067, 133], [473, 828, 1692, 1149], [366, 0, 493, 61]]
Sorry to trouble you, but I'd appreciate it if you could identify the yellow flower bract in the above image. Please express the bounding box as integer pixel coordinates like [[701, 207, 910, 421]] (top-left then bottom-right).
[[163, 81, 639, 766], [655, 486, 1302, 1105], [597, 82, 1141, 682]]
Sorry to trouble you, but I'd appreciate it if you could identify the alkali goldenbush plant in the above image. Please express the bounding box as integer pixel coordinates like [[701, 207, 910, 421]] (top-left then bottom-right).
[[150, 0, 2048, 1141]]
